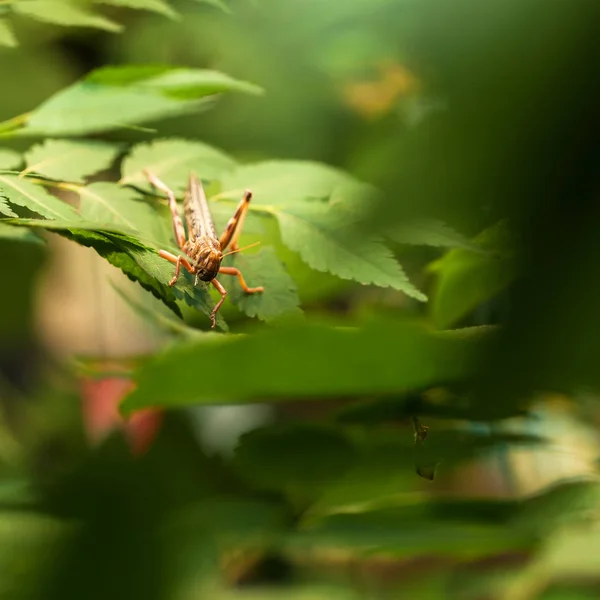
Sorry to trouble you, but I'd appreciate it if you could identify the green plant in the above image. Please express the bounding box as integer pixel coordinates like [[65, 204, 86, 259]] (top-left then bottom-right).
[[0, 2, 599, 600]]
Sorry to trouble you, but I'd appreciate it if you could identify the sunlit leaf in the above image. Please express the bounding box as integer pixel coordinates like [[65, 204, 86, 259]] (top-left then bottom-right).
[[16, 65, 261, 136], [277, 202, 426, 301], [221, 160, 355, 207], [188, 0, 230, 14], [93, 0, 178, 19], [13, 0, 123, 32], [75, 182, 165, 242], [120, 138, 237, 191], [220, 160, 425, 300], [0, 175, 79, 220], [0, 18, 17, 48], [222, 247, 302, 322], [22, 139, 122, 182], [0, 148, 23, 170], [0, 198, 16, 218]]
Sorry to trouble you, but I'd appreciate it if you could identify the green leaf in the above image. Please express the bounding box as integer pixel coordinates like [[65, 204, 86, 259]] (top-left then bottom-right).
[[286, 508, 531, 559], [129, 245, 227, 330], [120, 138, 237, 192], [133, 68, 263, 99], [50, 227, 185, 320], [0, 197, 17, 217], [276, 202, 426, 301], [7, 210, 226, 328], [0, 222, 43, 243], [0, 175, 80, 220], [16, 65, 260, 136], [72, 183, 226, 328], [93, 0, 178, 19], [220, 160, 355, 207], [220, 161, 425, 300], [222, 247, 302, 322], [75, 182, 165, 241], [121, 319, 483, 413], [22, 139, 122, 182], [513, 481, 600, 536], [390, 218, 483, 252], [13, 1, 123, 33], [309, 427, 540, 517], [0, 148, 23, 170], [0, 18, 17, 48], [429, 221, 517, 328], [188, 0, 230, 13], [233, 424, 356, 507]]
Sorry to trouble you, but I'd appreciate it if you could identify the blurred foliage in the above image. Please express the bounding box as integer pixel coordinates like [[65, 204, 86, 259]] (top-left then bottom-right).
[[0, 0, 599, 599]]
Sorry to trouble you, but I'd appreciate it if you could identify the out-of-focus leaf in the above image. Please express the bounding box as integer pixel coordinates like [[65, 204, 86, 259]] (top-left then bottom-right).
[[0, 174, 79, 219], [13, 0, 123, 32], [520, 527, 600, 586], [120, 138, 237, 191], [0, 19, 17, 48], [222, 247, 302, 322], [512, 481, 600, 536], [3, 218, 188, 320], [0, 148, 23, 169], [167, 497, 288, 545], [0, 511, 73, 599], [390, 218, 482, 252], [121, 319, 486, 413], [58, 227, 186, 320], [308, 427, 541, 517], [285, 508, 533, 559], [54, 222, 224, 327], [428, 221, 517, 328], [111, 281, 201, 338], [233, 424, 356, 506], [93, 0, 178, 19], [0, 222, 43, 243], [188, 0, 230, 14], [22, 139, 122, 182], [15, 65, 260, 136]]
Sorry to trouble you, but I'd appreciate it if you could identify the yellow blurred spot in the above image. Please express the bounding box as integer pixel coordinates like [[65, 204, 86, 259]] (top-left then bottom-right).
[[342, 61, 420, 120]]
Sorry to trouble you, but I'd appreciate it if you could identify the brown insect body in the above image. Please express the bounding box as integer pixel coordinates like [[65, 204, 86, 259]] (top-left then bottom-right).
[[185, 237, 222, 284], [145, 169, 264, 329]]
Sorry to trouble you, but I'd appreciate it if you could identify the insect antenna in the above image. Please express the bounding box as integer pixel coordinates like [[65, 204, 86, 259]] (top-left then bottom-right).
[[222, 241, 261, 258]]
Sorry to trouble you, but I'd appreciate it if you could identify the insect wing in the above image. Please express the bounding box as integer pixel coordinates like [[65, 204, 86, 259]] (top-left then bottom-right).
[[184, 173, 217, 242]]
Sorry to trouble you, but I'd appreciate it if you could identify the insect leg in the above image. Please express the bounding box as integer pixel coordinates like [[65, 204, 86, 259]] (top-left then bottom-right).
[[219, 190, 253, 251], [144, 170, 187, 251], [158, 250, 194, 287], [210, 279, 228, 329], [218, 266, 264, 294]]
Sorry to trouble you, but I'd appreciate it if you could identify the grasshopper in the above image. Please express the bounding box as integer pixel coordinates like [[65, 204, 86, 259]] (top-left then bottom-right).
[[145, 170, 264, 329]]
